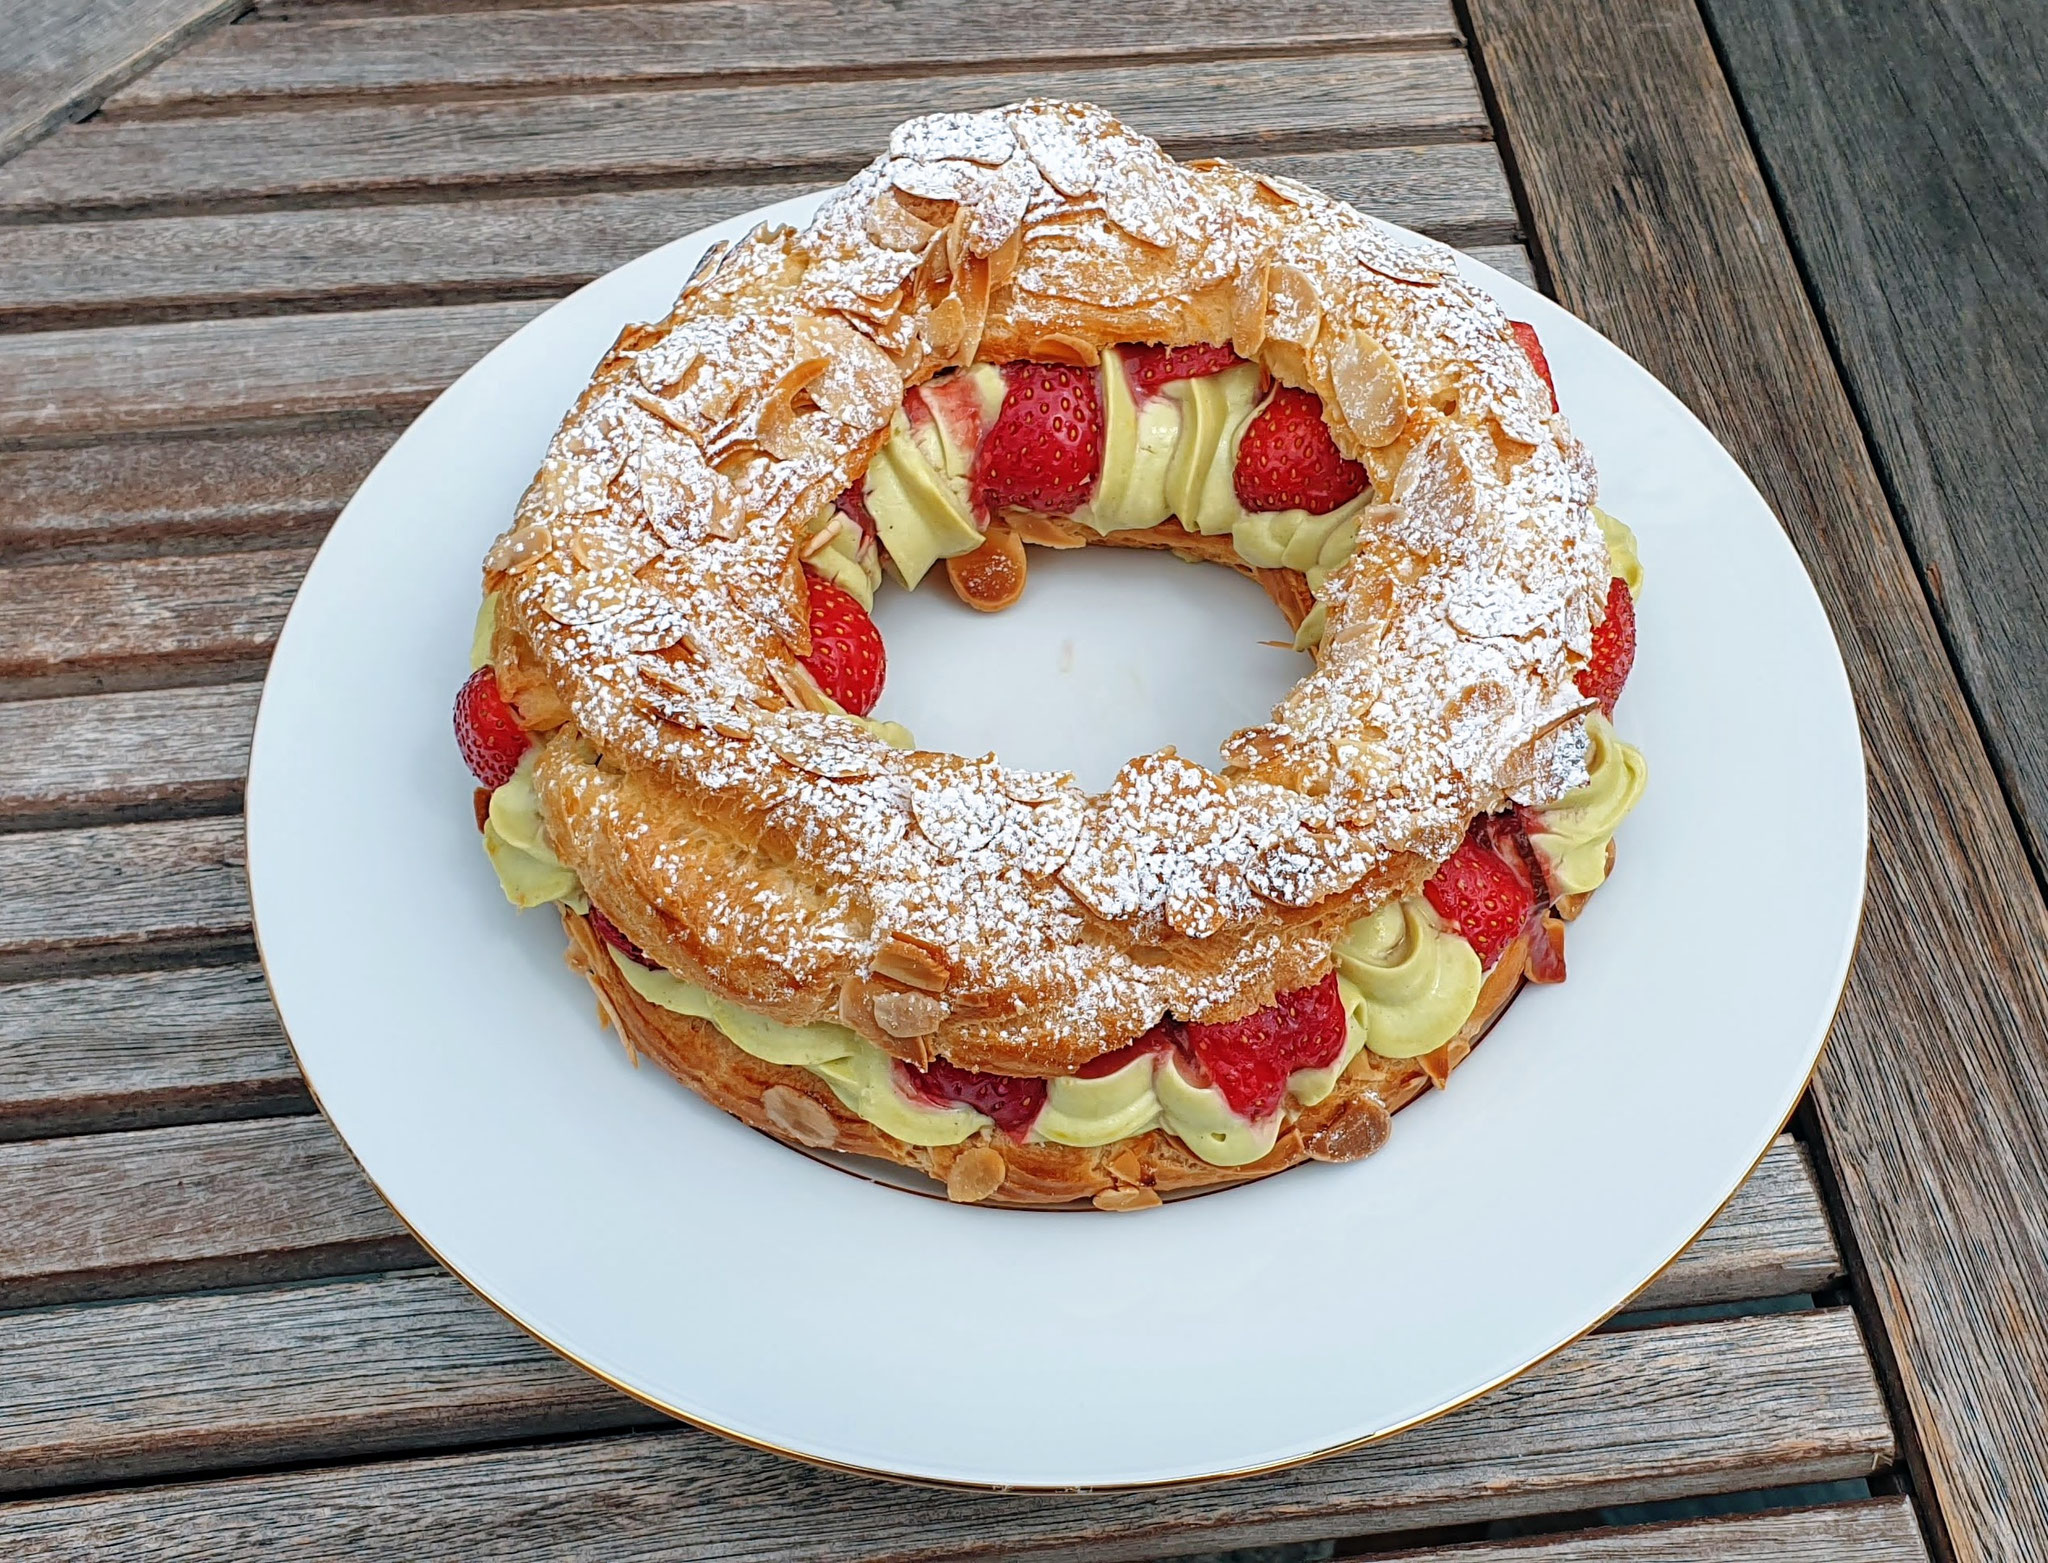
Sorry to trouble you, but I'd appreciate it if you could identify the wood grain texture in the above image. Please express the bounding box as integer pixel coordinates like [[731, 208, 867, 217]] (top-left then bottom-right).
[[0, 816, 250, 980], [0, 145, 1515, 328], [1462, 0, 2048, 1556], [1468, 242, 1534, 289], [0, 548, 312, 696], [1638, 1136, 1837, 1309], [0, 54, 1486, 220], [0, 427, 394, 558], [0, 964, 302, 1142], [0, 1116, 417, 1309], [108, 0, 1459, 111], [0, 685, 256, 828], [0, 1308, 1890, 1552], [1697, 2, 2048, 951], [0, 0, 244, 165], [0, 305, 542, 441], [1360, 1497, 1927, 1560]]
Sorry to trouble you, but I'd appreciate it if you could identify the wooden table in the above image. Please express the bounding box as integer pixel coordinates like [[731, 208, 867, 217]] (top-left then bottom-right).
[[1, 0, 2041, 1556]]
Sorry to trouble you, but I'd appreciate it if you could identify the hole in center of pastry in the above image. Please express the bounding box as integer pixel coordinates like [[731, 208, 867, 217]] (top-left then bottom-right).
[[867, 546, 1305, 791]]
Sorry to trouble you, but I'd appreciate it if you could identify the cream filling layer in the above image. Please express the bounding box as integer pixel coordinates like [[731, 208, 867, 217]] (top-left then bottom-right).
[[1528, 713, 1648, 894], [1335, 897, 1484, 1060]]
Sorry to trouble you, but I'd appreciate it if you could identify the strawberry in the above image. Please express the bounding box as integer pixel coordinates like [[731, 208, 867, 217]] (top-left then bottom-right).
[[972, 362, 1104, 514], [837, 480, 876, 541], [1123, 342, 1243, 398], [1077, 1023, 1173, 1079], [589, 906, 649, 965], [454, 666, 529, 789], [1233, 386, 1370, 514], [1177, 972, 1348, 1121], [799, 574, 886, 716], [1576, 575, 1636, 717], [903, 1057, 1047, 1136], [1510, 320, 1558, 412], [1422, 823, 1537, 969]]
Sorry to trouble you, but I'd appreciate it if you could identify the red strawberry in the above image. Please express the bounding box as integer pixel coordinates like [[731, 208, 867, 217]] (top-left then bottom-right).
[[1177, 972, 1349, 1121], [454, 666, 529, 789], [1576, 575, 1636, 717], [903, 1057, 1048, 1136], [589, 906, 649, 966], [972, 362, 1104, 514], [1077, 1023, 1173, 1079], [1233, 386, 1370, 514], [1423, 824, 1537, 969], [1123, 342, 1244, 398], [799, 574, 886, 716], [837, 481, 876, 540], [1510, 320, 1558, 412]]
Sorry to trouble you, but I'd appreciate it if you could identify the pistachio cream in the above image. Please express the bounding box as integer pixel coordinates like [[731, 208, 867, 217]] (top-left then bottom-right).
[[858, 364, 1003, 588], [1527, 713, 1648, 894], [799, 508, 883, 611], [470, 591, 499, 671], [482, 754, 586, 911], [1334, 897, 1484, 1060], [1594, 506, 1643, 597]]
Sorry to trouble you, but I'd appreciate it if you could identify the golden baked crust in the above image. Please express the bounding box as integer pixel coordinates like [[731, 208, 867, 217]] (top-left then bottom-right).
[[563, 908, 1536, 1208], [483, 99, 1607, 1083]]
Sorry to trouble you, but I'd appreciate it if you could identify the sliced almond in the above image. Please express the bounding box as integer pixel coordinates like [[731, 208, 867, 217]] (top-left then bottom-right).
[[924, 294, 967, 359], [484, 521, 553, 574], [763, 1085, 839, 1149], [1328, 334, 1406, 448], [871, 987, 949, 1038], [944, 522, 1028, 612], [1030, 332, 1100, 368], [1302, 1095, 1392, 1162], [1106, 1145, 1145, 1185], [945, 1145, 1008, 1203], [872, 932, 952, 993], [1004, 510, 1090, 549], [1093, 1185, 1163, 1212]]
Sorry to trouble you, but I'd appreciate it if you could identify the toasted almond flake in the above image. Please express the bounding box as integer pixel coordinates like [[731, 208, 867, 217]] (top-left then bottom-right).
[[945, 1145, 1007, 1203], [1093, 1185, 1163, 1212], [484, 521, 553, 573], [872, 932, 952, 993], [1303, 1095, 1393, 1162], [1328, 334, 1406, 448], [871, 988, 949, 1038], [763, 1085, 840, 1148]]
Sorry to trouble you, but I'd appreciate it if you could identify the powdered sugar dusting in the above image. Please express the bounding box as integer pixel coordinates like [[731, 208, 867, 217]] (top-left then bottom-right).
[[486, 101, 1606, 1070]]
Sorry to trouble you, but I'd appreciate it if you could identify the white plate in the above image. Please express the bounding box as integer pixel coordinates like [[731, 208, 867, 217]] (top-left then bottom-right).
[[246, 192, 1865, 1489]]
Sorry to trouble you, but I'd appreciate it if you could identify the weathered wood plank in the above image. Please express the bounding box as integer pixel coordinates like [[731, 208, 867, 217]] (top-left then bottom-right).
[[1637, 1135, 1837, 1309], [0, 427, 393, 558], [1463, 0, 2048, 1557], [0, 1116, 417, 1309], [0, 686, 257, 829], [0, 145, 1515, 328], [0, 1308, 1889, 1550], [107, 0, 1459, 113], [0, 549, 313, 696], [0, 305, 541, 442], [1698, 2, 2048, 1008], [1467, 242, 1534, 288], [0, 0, 243, 166], [0, 54, 1487, 220], [0, 817, 250, 981], [1361, 1498, 1927, 1560], [0, 1106, 1832, 1318], [0, 964, 302, 1142]]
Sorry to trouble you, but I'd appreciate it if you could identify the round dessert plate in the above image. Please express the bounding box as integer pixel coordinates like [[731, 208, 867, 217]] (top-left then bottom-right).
[[246, 191, 1865, 1489]]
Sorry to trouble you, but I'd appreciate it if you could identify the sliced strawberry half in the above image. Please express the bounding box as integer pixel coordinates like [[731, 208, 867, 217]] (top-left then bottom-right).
[[799, 574, 886, 716], [837, 480, 876, 541], [589, 906, 649, 966], [1123, 342, 1244, 398], [1576, 575, 1635, 717], [1177, 972, 1349, 1122], [1510, 320, 1558, 412], [904, 1057, 1048, 1136], [972, 362, 1104, 515], [1076, 1023, 1174, 1079], [1423, 823, 1537, 969], [454, 666, 530, 789], [1233, 385, 1370, 515]]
